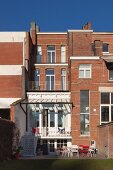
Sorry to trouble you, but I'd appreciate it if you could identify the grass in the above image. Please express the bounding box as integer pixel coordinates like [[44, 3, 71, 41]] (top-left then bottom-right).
[[0, 159, 113, 170]]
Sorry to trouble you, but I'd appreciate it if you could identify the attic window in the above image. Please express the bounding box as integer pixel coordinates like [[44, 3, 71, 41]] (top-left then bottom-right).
[[103, 43, 109, 53]]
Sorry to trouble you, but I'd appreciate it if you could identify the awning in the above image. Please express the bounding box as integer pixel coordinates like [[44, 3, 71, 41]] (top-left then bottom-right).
[[20, 98, 73, 105]]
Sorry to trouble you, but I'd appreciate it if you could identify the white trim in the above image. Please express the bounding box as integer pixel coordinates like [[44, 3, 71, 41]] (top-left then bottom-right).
[[0, 32, 26, 42], [0, 65, 22, 75], [93, 32, 113, 35], [37, 32, 67, 35], [34, 63, 68, 66], [0, 98, 21, 108], [68, 30, 93, 33], [99, 87, 113, 92], [70, 56, 100, 60]]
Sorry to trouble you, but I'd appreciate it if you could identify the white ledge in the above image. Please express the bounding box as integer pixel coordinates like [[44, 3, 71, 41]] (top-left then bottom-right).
[[70, 56, 100, 60]]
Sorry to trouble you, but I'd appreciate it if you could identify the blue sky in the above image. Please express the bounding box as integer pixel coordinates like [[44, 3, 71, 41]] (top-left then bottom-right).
[[0, 0, 113, 32]]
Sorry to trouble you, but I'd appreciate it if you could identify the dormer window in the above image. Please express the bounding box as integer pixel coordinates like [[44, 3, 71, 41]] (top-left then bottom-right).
[[103, 43, 109, 53]]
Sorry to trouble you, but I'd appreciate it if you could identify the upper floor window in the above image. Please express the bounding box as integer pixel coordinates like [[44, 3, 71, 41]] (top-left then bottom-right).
[[61, 46, 66, 63], [101, 92, 113, 124], [37, 46, 42, 63], [61, 69, 66, 90], [79, 64, 91, 78], [46, 69, 54, 90], [109, 70, 113, 81], [47, 45, 55, 63], [34, 69, 40, 89], [103, 43, 109, 53]]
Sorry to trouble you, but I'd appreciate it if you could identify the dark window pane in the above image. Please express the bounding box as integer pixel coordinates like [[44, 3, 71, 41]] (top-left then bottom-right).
[[103, 43, 109, 52], [80, 114, 89, 135], [101, 106, 109, 122], [111, 106, 113, 121], [80, 90, 89, 113], [109, 70, 113, 81], [111, 93, 113, 104], [101, 93, 110, 104], [46, 69, 54, 75]]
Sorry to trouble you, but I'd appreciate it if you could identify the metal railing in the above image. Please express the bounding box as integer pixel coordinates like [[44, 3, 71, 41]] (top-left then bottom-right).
[[27, 81, 69, 91]]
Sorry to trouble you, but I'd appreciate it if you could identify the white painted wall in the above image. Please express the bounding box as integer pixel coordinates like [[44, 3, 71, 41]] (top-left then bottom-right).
[[14, 102, 26, 137], [0, 32, 26, 42], [0, 65, 22, 75], [0, 98, 21, 108]]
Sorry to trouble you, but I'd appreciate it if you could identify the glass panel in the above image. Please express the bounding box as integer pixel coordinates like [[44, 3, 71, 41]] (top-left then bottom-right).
[[80, 90, 89, 113], [103, 43, 109, 52], [61, 46, 66, 63], [37, 46, 42, 63], [111, 106, 113, 121], [52, 52, 55, 63], [101, 93, 110, 104], [111, 93, 113, 104], [49, 140, 54, 152], [85, 70, 90, 78], [79, 70, 84, 78], [46, 76, 50, 90], [80, 114, 89, 135], [61, 69, 66, 90], [48, 45, 55, 50], [109, 70, 113, 81], [51, 76, 54, 90], [46, 69, 54, 75], [47, 52, 51, 63], [31, 111, 39, 127], [101, 106, 109, 122], [50, 111, 55, 127], [58, 111, 63, 127]]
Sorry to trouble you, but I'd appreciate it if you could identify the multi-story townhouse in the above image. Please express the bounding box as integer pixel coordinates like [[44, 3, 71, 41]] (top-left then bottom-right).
[[1, 21, 113, 156]]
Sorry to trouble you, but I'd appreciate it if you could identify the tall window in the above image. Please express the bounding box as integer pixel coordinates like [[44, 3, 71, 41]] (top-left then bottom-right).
[[79, 64, 91, 78], [80, 90, 90, 135], [47, 45, 55, 63], [46, 69, 54, 90], [103, 43, 109, 53], [61, 46, 66, 63], [58, 111, 63, 127], [50, 111, 55, 127], [61, 69, 66, 90], [36, 46, 42, 63], [34, 69, 40, 89], [31, 111, 39, 127], [101, 92, 113, 124], [109, 70, 113, 81]]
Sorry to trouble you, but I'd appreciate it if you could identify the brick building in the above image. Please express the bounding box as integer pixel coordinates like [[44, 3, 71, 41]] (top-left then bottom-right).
[[0, 22, 113, 156]]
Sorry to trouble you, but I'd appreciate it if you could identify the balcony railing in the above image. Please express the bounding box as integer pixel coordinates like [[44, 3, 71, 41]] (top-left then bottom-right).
[[35, 127, 71, 137], [27, 81, 69, 91]]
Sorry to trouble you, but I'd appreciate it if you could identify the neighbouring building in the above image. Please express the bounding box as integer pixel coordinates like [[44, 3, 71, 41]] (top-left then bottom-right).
[[0, 21, 113, 156]]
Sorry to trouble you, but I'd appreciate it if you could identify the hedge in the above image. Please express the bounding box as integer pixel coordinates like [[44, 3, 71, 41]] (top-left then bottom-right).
[[0, 118, 15, 160]]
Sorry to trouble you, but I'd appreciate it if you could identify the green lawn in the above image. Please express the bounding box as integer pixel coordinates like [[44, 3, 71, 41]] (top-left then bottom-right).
[[0, 159, 113, 170]]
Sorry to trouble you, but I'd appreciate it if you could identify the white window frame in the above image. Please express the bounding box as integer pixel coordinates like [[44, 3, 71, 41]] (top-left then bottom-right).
[[100, 92, 113, 124], [61, 46, 66, 63], [47, 45, 56, 63], [46, 69, 55, 90], [79, 64, 91, 78], [61, 69, 66, 90]]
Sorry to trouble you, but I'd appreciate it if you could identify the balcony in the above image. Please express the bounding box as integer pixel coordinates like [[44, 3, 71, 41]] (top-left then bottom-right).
[[27, 81, 69, 92], [35, 127, 71, 138]]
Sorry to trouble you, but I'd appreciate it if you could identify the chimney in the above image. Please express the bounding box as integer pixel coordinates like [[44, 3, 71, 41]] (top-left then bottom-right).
[[30, 21, 38, 45], [82, 22, 91, 30]]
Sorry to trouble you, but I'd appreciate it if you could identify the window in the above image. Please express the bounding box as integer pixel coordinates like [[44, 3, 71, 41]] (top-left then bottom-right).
[[109, 70, 113, 81], [61, 46, 66, 63], [103, 43, 109, 53], [46, 69, 54, 90], [47, 45, 55, 63], [50, 111, 55, 127], [79, 64, 91, 78], [34, 69, 40, 90], [61, 69, 66, 90], [58, 111, 63, 127], [31, 111, 39, 127], [36, 46, 42, 63], [80, 90, 90, 135], [100, 92, 113, 124]]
